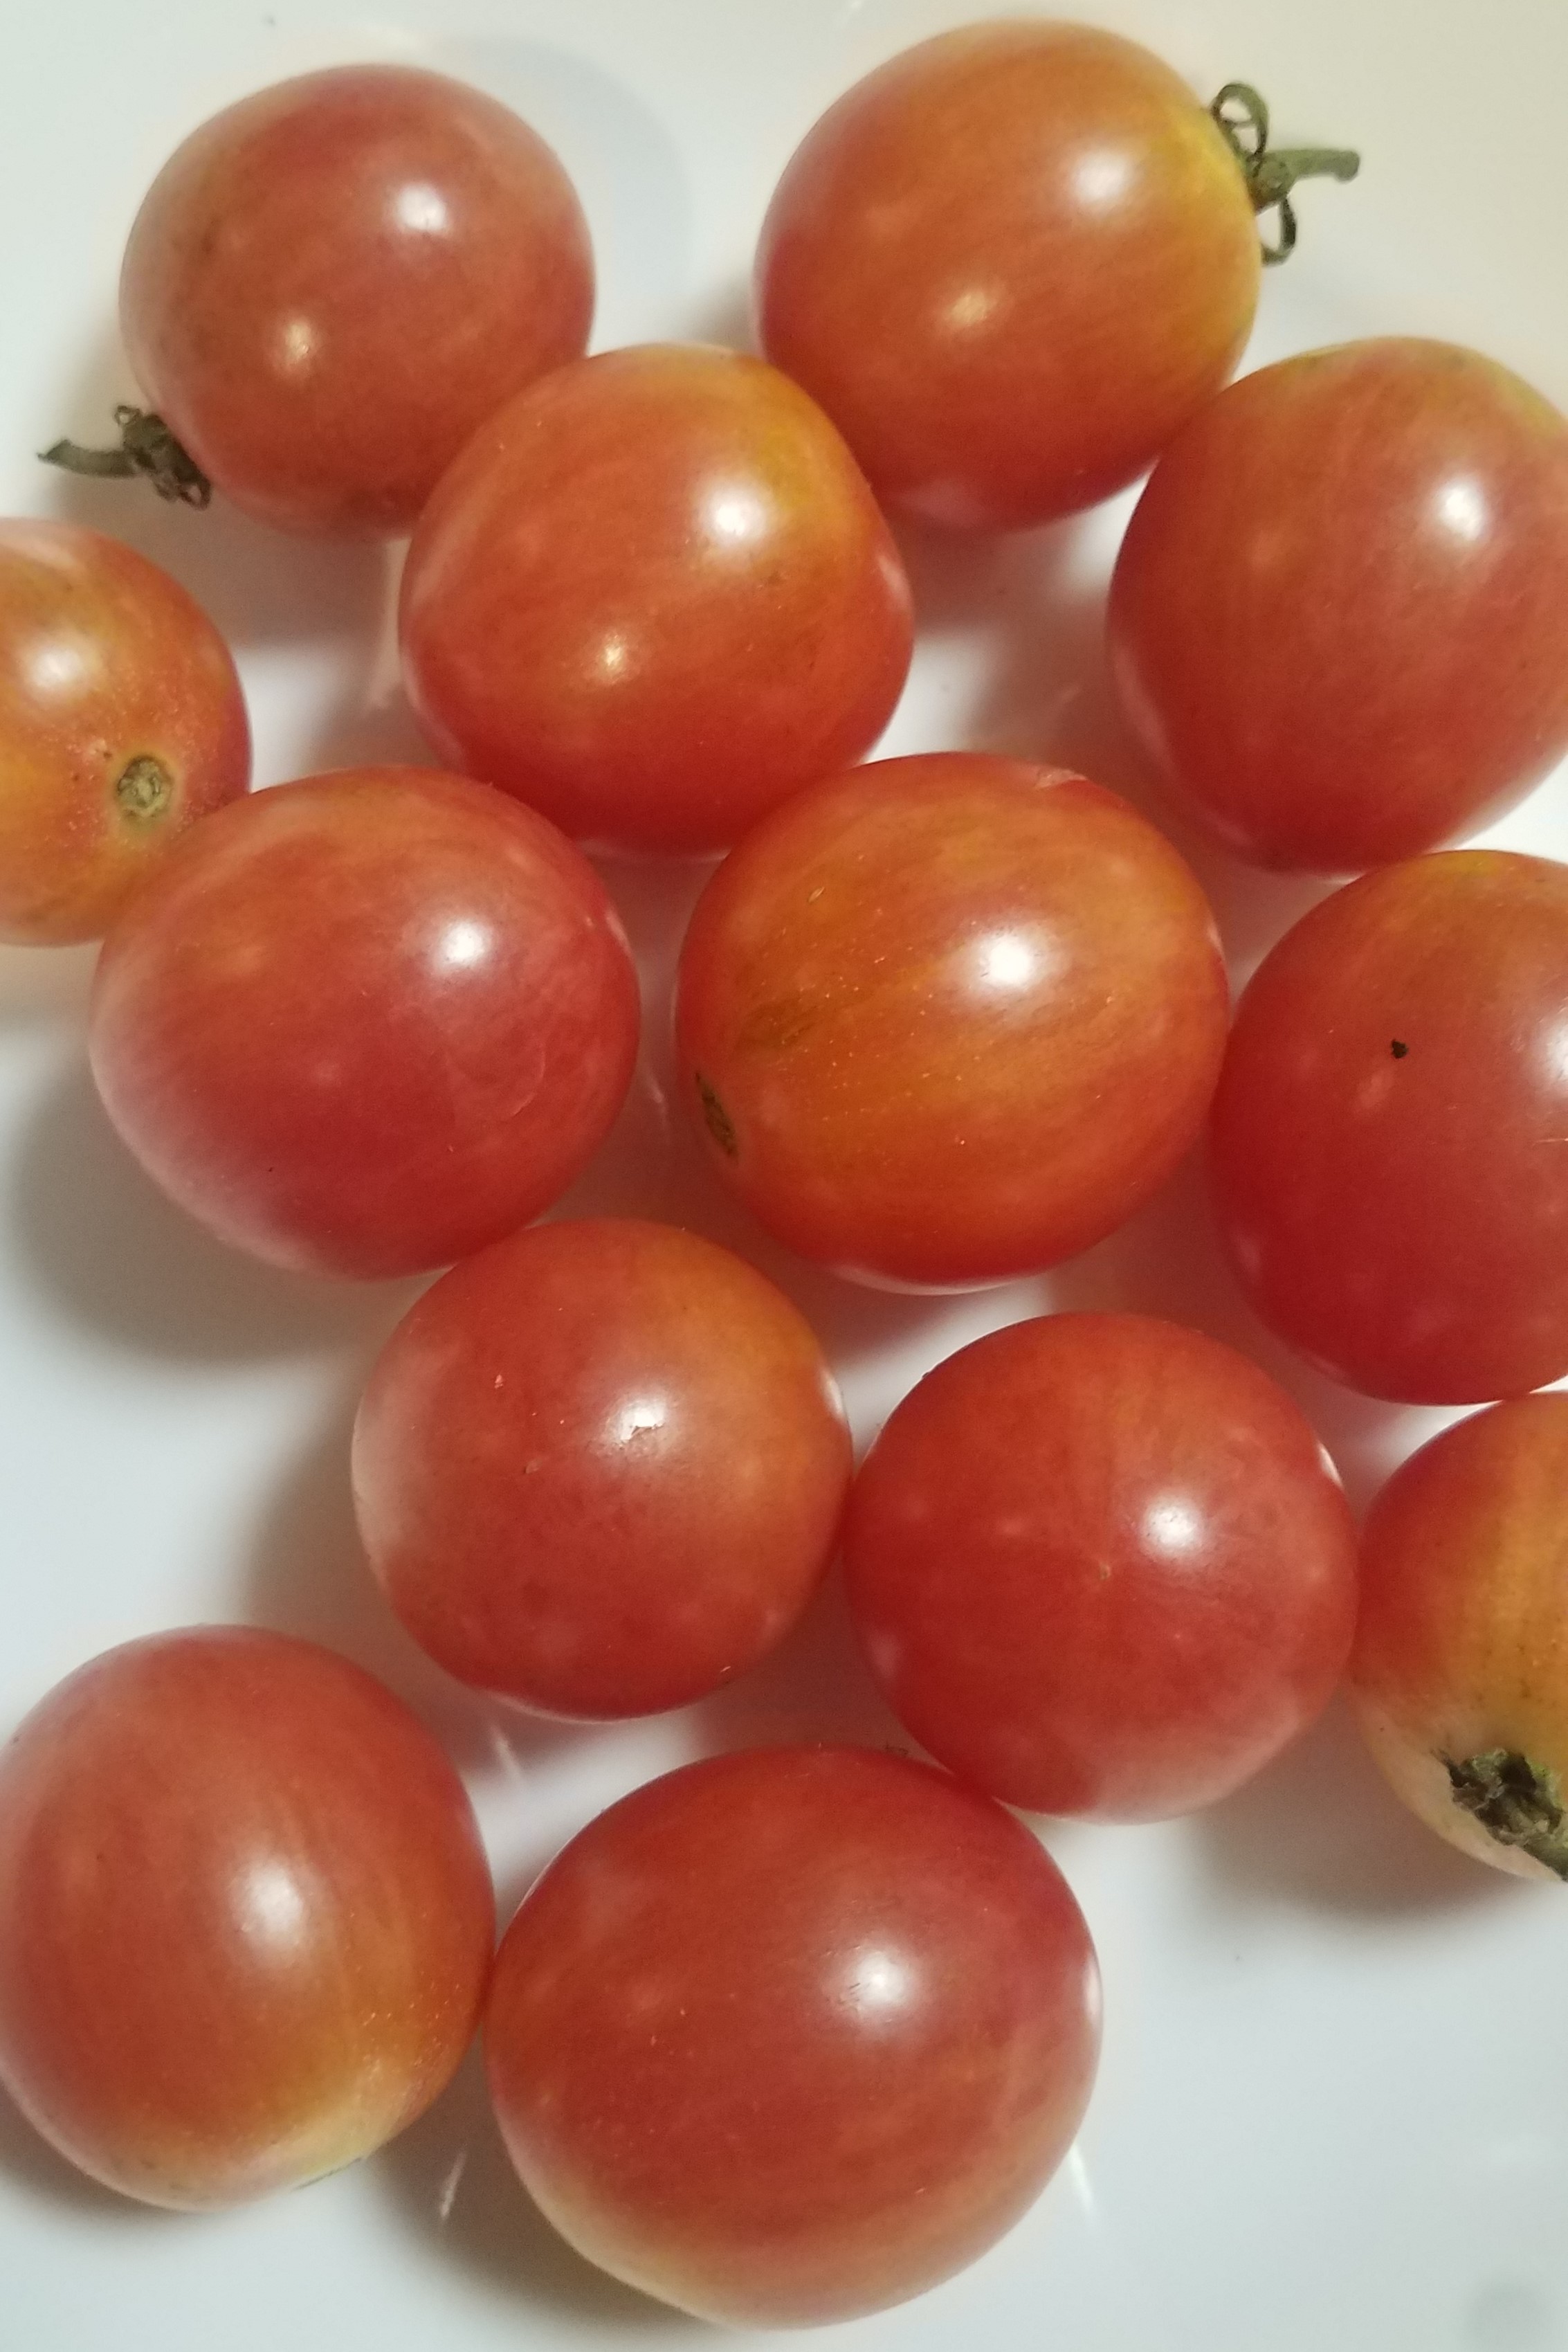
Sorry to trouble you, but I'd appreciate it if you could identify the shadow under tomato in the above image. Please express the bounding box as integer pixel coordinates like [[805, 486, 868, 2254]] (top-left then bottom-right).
[[0, 942, 97, 1032], [0, 2083, 176, 2228], [686, 1564, 909, 1761]]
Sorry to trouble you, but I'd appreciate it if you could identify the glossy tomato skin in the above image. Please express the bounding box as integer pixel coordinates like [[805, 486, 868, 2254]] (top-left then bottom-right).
[[121, 65, 593, 536], [1110, 339, 1568, 871], [352, 1218, 853, 1717], [1349, 1397, 1568, 1883], [1210, 851, 1568, 1403], [0, 1628, 494, 2209], [0, 519, 248, 943], [845, 1313, 1358, 1821], [399, 343, 913, 855], [756, 21, 1259, 530], [88, 768, 639, 1280], [674, 754, 1229, 1288], [486, 1746, 1100, 2326]]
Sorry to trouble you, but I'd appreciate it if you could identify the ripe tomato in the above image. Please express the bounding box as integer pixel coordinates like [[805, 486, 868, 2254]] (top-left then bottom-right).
[[756, 22, 1263, 529], [1110, 339, 1568, 872], [1350, 1395, 1568, 1883], [0, 518, 248, 943], [1210, 851, 1568, 1403], [844, 1313, 1358, 1821], [0, 1628, 493, 2208], [107, 64, 592, 535], [485, 1746, 1100, 2326], [352, 1218, 853, 1717], [399, 343, 913, 855], [88, 768, 639, 1279], [674, 753, 1228, 1288]]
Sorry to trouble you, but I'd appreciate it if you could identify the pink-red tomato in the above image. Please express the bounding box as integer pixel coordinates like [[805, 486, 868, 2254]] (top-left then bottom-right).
[[117, 64, 592, 535], [1210, 851, 1568, 1403], [1353, 1402, 1568, 1881], [0, 518, 248, 943], [756, 22, 1261, 529], [352, 1218, 853, 1717], [399, 343, 913, 856], [88, 768, 639, 1279], [844, 1312, 1358, 1821], [1110, 339, 1568, 872], [1350, 1396, 1568, 1883], [486, 1746, 1100, 2325], [674, 753, 1229, 1288], [0, 1627, 493, 2209]]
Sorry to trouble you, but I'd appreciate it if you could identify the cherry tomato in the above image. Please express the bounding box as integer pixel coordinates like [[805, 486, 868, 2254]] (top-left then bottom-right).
[[674, 753, 1228, 1288], [88, 768, 639, 1280], [399, 343, 913, 855], [485, 1746, 1100, 2326], [845, 1312, 1358, 1821], [0, 1628, 493, 2209], [113, 64, 592, 536], [352, 1218, 853, 1717], [0, 518, 248, 943], [1210, 851, 1568, 1403], [756, 22, 1262, 529], [1350, 1396, 1568, 1884], [1110, 338, 1568, 872]]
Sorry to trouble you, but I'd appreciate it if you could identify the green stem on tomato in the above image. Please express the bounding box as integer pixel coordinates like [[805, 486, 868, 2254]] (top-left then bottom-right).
[[1211, 82, 1360, 264], [39, 406, 211, 508], [1443, 1748, 1568, 1880]]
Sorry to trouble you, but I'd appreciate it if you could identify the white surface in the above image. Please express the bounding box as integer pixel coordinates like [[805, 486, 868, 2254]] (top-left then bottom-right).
[[4, 2, 1568, 2348]]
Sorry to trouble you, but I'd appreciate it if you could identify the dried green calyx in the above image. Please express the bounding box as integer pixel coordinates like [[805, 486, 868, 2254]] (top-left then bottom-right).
[[1211, 82, 1360, 264], [1444, 1748, 1568, 1880]]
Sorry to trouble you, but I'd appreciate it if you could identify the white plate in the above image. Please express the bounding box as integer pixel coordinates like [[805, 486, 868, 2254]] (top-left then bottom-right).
[[4, 3, 1568, 2348]]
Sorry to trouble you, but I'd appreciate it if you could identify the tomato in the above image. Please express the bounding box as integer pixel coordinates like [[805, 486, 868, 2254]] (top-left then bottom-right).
[[1210, 851, 1568, 1403], [0, 1628, 493, 2208], [1350, 1395, 1568, 1883], [95, 65, 592, 535], [352, 1218, 852, 1717], [1109, 338, 1568, 872], [755, 22, 1266, 529], [88, 768, 639, 1280], [844, 1312, 1358, 1821], [0, 518, 248, 943], [485, 1746, 1099, 2326], [673, 753, 1228, 1289], [399, 343, 913, 855]]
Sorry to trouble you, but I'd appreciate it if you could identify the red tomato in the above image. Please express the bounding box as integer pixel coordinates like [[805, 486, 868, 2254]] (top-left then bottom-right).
[[844, 1313, 1358, 1820], [88, 768, 639, 1279], [1350, 1395, 1568, 1883], [1210, 851, 1568, 1403], [352, 1218, 853, 1717], [1109, 339, 1568, 872], [756, 22, 1262, 528], [399, 344, 913, 855], [0, 519, 248, 943], [111, 65, 592, 535], [0, 1628, 493, 2208], [673, 753, 1229, 1288], [485, 1746, 1100, 2325]]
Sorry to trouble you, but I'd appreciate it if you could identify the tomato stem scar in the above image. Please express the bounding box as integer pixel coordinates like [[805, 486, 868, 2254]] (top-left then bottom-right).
[[40, 406, 212, 508], [1443, 1748, 1568, 1879], [115, 756, 174, 822], [1211, 84, 1360, 264]]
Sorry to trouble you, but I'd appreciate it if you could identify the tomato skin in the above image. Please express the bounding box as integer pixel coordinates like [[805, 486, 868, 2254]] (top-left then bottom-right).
[[352, 1218, 853, 1718], [0, 1628, 494, 2209], [0, 519, 248, 943], [88, 768, 639, 1280], [399, 343, 913, 856], [756, 21, 1259, 530], [1109, 339, 1568, 872], [485, 1746, 1100, 2326], [673, 753, 1229, 1289], [1210, 851, 1568, 1404], [1350, 1396, 1568, 1883], [120, 64, 593, 536], [844, 1313, 1358, 1820]]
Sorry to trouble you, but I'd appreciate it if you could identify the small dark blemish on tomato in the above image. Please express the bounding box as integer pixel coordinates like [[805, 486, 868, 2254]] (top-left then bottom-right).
[[695, 1074, 738, 1158], [1389, 1040, 1409, 1059]]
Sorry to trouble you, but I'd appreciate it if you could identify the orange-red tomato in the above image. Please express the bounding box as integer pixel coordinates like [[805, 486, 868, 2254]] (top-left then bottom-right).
[[756, 21, 1261, 528], [0, 1629, 493, 2208], [0, 519, 248, 943], [399, 343, 913, 855], [1350, 1396, 1568, 1883]]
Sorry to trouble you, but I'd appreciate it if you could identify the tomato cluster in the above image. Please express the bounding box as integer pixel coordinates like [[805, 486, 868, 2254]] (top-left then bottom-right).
[[3, 19, 1567, 2336]]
